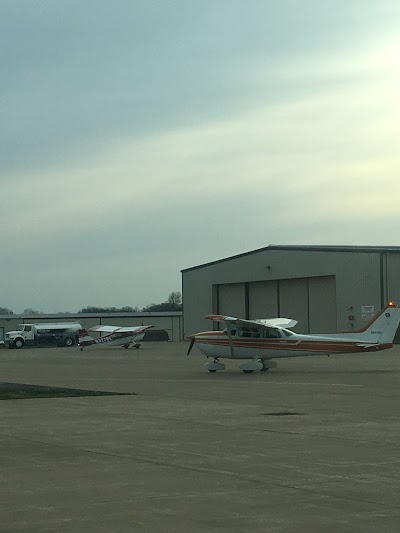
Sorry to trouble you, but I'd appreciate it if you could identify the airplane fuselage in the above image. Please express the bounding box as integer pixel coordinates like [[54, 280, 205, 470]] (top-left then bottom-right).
[[80, 332, 136, 350], [193, 331, 392, 360]]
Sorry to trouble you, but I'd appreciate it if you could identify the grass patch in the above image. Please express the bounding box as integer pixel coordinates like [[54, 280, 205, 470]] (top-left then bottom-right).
[[0, 382, 135, 400]]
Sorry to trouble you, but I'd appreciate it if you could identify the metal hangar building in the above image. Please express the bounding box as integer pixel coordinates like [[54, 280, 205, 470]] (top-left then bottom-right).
[[181, 245, 400, 339]]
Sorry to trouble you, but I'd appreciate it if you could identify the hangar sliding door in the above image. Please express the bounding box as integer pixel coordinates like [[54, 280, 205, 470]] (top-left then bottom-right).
[[248, 281, 278, 319], [279, 276, 336, 333], [387, 254, 400, 304], [217, 276, 337, 333], [308, 276, 337, 333], [279, 279, 309, 333], [217, 283, 246, 319]]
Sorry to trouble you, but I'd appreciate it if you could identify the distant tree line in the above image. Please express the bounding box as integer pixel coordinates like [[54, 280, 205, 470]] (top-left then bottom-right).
[[79, 305, 140, 313], [79, 292, 182, 313], [142, 291, 182, 312], [0, 292, 183, 315], [0, 307, 14, 315], [0, 307, 74, 315]]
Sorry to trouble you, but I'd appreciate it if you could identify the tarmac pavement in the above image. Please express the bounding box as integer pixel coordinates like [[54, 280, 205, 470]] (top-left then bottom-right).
[[0, 342, 400, 532]]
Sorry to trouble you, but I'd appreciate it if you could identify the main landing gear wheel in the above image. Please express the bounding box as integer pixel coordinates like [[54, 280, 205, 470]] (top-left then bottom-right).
[[205, 359, 225, 373], [260, 360, 278, 372], [239, 360, 263, 373]]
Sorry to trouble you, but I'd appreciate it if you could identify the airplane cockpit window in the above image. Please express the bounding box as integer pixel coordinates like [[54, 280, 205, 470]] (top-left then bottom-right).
[[238, 327, 260, 338], [263, 328, 282, 339]]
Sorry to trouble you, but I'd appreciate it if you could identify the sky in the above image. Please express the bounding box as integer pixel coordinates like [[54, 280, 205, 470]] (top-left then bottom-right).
[[1, 0, 400, 313]]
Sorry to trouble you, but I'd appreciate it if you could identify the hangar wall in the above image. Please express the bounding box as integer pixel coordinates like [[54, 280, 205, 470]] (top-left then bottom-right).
[[386, 253, 400, 304], [0, 312, 183, 342], [182, 246, 400, 338]]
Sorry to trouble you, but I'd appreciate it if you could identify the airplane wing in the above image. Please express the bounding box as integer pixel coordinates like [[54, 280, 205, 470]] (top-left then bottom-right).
[[116, 325, 154, 334], [89, 325, 120, 333], [251, 318, 298, 329], [205, 315, 298, 329], [89, 325, 154, 334], [205, 314, 237, 323]]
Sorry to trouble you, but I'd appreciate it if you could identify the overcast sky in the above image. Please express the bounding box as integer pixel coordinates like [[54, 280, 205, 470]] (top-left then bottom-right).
[[1, 1, 400, 313]]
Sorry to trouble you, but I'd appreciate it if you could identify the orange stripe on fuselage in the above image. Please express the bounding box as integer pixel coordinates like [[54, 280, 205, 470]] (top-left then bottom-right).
[[194, 336, 390, 353]]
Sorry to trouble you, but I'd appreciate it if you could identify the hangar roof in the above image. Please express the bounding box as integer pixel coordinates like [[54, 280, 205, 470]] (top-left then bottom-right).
[[0, 311, 182, 319], [181, 244, 400, 273]]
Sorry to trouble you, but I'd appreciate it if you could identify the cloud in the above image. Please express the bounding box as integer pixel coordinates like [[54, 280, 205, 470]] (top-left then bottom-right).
[[4, 45, 399, 235], [1, 1, 400, 311], [2, 0, 399, 175]]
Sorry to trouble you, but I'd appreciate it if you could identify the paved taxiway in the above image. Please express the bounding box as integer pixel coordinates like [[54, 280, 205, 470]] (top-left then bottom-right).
[[1, 342, 400, 532]]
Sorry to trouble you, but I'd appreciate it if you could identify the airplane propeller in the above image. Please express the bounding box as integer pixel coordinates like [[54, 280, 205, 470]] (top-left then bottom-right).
[[187, 336, 195, 356]]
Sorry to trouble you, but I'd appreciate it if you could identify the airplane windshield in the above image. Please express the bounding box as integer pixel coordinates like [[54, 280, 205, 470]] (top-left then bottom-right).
[[262, 328, 281, 339]]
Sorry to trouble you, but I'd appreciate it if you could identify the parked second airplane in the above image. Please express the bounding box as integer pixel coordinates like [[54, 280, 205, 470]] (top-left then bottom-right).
[[78, 324, 153, 350]]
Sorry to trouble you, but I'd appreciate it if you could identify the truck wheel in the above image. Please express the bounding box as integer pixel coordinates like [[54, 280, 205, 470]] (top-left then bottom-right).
[[14, 338, 24, 349], [64, 337, 74, 347]]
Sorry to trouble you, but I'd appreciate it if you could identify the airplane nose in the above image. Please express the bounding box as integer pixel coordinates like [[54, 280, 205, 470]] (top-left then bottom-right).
[[187, 335, 195, 356]]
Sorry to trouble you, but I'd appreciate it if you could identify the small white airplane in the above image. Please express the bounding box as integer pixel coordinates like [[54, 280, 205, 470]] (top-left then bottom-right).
[[78, 324, 153, 351], [187, 302, 400, 373]]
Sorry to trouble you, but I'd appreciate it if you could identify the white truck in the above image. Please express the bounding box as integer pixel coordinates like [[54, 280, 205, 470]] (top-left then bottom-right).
[[5, 322, 82, 349]]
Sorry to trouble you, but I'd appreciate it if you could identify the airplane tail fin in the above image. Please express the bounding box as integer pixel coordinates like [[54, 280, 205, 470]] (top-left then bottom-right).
[[355, 303, 400, 344], [78, 329, 94, 347]]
